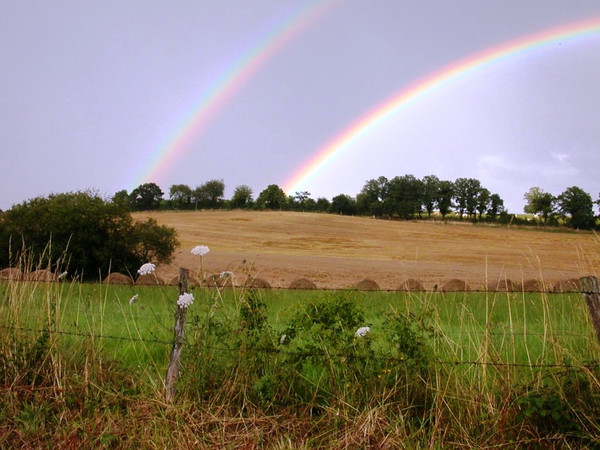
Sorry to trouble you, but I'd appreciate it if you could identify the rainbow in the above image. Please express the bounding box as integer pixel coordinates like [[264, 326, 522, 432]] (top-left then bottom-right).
[[283, 17, 600, 194], [134, 0, 339, 188]]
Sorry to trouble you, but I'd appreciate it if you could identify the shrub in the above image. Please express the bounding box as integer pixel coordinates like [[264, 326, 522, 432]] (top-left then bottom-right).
[[0, 191, 178, 280]]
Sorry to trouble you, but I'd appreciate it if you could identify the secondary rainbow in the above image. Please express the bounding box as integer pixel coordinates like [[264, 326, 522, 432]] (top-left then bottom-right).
[[283, 17, 600, 194], [134, 0, 339, 188]]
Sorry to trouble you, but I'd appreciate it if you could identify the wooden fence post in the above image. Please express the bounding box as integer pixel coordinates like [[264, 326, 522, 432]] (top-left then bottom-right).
[[165, 267, 189, 402], [580, 276, 600, 344]]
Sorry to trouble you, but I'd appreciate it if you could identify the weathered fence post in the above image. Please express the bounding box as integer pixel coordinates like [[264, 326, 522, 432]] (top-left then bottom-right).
[[580, 276, 600, 344], [165, 267, 189, 402]]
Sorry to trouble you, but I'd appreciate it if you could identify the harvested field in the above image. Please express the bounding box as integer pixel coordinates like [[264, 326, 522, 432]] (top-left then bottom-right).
[[133, 210, 600, 290]]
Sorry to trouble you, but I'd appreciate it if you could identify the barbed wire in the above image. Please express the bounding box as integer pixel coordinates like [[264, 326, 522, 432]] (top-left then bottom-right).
[[2, 323, 598, 371]]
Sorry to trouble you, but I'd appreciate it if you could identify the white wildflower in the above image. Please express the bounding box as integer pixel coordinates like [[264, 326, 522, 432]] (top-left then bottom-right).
[[279, 334, 287, 345], [177, 292, 194, 308], [137, 263, 155, 276], [58, 271, 68, 280], [219, 271, 234, 278], [355, 326, 370, 338], [191, 245, 210, 256], [129, 294, 139, 304]]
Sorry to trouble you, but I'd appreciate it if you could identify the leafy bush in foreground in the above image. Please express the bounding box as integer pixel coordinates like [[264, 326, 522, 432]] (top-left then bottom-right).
[[182, 291, 433, 418]]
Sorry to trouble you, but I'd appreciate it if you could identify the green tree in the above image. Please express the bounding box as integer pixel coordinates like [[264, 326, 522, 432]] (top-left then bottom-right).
[[557, 186, 595, 230], [488, 193, 505, 219], [523, 187, 555, 223], [230, 185, 254, 209], [292, 191, 312, 211], [476, 188, 491, 220], [384, 175, 423, 219], [194, 179, 225, 208], [330, 194, 356, 215], [315, 197, 331, 213], [0, 191, 178, 279], [169, 184, 193, 209], [130, 218, 179, 264], [357, 176, 388, 216], [256, 184, 287, 210], [130, 183, 164, 211], [454, 178, 481, 218], [422, 175, 441, 217], [437, 180, 454, 218]]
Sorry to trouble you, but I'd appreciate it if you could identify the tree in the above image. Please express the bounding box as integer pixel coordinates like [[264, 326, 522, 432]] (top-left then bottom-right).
[[194, 179, 225, 208], [476, 188, 491, 220], [357, 176, 388, 216], [0, 191, 179, 279], [330, 194, 356, 215], [557, 186, 595, 229], [256, 184, 287, 210], [523, 187, 555, 223], [131, 218, 179, 263], [422, 175, 441, 217], [230, 185, 254, 209], [130, 183, 164, 210], [384, 175, 423, 219], [169, 184, 193, 209], [488, 193, 505, 219], [293, 191, 312, 211], [315, 197, 331, 213], [437, 180, 454, 218], [453, 178, 481, 218]]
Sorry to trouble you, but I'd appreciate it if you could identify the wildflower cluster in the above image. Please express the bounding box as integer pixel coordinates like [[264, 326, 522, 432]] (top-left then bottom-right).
[[191, 245, 210, 256], [355, 326, 370, 337], [137, 263, 155, 276], [177, 292, 194, 309]]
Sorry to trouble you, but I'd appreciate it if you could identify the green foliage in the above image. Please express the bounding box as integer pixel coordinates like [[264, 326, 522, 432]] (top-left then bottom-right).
[[129, 183, 164, 210], [330, 194, 356, 215], [230, 184, 254, 209], [193, 179, 225, 208], [0, 191, 178, 279], [558, 186, 595, 230], [255, 184, 287, 210]]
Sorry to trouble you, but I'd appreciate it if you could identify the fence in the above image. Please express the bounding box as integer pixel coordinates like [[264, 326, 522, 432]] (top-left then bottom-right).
[[2, 273, 600, 402]]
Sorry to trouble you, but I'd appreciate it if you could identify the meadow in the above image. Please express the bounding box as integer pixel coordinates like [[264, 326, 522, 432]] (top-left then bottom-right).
[[2, 211, 600, 447], [2, 276, 600, 447]]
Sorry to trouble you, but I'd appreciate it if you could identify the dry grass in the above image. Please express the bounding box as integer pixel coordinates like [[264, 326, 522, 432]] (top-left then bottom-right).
[[134, 210, 599, 290]]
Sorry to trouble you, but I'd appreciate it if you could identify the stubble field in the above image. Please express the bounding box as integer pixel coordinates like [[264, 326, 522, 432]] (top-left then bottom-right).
[[133, 210, 599, 290]]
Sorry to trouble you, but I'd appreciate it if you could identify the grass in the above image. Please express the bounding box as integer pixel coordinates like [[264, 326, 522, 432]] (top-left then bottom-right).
[[2, 275, 600, 447]]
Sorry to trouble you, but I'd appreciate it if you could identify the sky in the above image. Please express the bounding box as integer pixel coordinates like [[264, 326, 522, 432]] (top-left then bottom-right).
[[2, 1, 600, 213]]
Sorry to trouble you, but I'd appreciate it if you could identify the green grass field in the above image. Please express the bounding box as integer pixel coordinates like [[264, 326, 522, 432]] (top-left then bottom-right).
[[2, 279, 600, 447]]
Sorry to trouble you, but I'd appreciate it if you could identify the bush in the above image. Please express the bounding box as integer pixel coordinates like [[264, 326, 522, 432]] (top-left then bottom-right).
[[0, 191, 178, 279]]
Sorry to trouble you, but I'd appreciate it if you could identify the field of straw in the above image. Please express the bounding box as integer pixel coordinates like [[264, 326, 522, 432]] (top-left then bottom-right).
[[134, 210, 599, 290]]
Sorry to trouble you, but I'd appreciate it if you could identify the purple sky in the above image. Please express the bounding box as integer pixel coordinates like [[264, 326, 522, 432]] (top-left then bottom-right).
[[1, 1, 599, 213]]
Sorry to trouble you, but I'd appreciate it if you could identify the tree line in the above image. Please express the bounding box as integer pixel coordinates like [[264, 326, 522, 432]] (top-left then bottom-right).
[[118, 175, 600, 230]]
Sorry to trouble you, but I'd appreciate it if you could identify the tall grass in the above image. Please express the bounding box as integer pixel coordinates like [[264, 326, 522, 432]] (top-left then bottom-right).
[[2, 273, 600, 447]]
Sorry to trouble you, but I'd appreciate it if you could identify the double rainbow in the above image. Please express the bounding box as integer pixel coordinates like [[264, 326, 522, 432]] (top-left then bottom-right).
[[135, 0, 339, 188], [283, 17, 600, 194]]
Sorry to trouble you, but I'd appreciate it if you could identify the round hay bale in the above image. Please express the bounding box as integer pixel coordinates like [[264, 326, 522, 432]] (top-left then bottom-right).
[[487, 278, 517, 292], [397, 279, 424, 292], [552, 278, 580, 293], [104, 272, 134, 285], [289, 278, 317, 290], [136, 273, 165, 285], [168, 274, 200, 287], [245, 277, 271, 289], [519, 279, 544, 292], [205, 273, 235, 288], [441, 279, 470, 292], [352, 278, 380, 291], [27, 270, 56, 282], [0, 268, 23, 280]]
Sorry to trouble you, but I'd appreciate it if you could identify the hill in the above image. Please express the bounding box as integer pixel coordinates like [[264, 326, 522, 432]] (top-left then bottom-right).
[[132, 210, 599, 290]]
